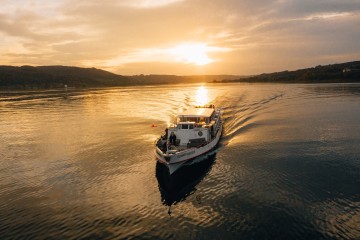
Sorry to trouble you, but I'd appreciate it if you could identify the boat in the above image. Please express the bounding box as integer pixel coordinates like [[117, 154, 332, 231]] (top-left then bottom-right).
[[155, 105, 223, 174]]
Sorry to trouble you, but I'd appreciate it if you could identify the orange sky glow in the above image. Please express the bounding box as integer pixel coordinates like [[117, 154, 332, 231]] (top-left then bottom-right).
[[1, 0, 360, 75]]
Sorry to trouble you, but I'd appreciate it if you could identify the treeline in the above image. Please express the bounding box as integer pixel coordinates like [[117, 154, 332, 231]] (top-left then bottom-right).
[[1, 61, 359, 90], [0, 65, 240, 90], [0, 65, 133, 89], [218, 61, 360, 83], [130, 74, 240, 85]]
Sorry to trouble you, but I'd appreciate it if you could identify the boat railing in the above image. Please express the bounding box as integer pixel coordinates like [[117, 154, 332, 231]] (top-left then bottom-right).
[[166, 149, 177, 154]]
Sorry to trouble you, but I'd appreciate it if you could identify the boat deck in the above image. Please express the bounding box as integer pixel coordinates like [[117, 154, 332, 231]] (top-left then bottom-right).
[[156, 131, 219, 154]]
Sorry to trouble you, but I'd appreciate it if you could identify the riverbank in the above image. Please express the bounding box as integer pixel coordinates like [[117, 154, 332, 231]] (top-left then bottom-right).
[[1, 61, 359, 90]]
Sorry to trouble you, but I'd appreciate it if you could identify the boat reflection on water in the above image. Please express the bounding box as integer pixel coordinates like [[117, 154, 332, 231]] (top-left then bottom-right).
[[156, 151, 217, 210]]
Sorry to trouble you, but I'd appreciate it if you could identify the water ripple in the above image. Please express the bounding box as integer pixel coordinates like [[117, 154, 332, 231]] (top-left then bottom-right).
[[0, 83, 359, 239]]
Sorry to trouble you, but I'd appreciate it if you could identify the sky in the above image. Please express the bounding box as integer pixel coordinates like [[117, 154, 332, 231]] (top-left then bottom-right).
[[0, 0, 360, 75]]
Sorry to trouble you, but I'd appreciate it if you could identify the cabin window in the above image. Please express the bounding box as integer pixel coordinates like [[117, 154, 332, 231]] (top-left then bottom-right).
[[188, 117, 197, 122], [189, 124, 194, 129], [181, 124, 189, 129]]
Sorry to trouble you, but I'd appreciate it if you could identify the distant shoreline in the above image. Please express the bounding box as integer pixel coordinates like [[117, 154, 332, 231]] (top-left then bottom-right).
[[1, 61, 359, 90], [215, 61, 360, 84]]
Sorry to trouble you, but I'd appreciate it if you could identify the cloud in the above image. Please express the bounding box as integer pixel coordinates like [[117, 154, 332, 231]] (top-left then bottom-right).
[[118, 0, 185, 8], [0, 0, 359, 74]]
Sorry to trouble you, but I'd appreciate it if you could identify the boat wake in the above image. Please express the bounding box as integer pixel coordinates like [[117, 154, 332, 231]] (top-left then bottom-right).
[[214, 92, 284, 144]]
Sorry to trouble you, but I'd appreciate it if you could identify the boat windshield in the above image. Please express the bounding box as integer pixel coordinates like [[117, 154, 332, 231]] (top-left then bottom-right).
[[177, 122, 195, 129], [176, 107, 214, 124], [180, 117, 198, 122]]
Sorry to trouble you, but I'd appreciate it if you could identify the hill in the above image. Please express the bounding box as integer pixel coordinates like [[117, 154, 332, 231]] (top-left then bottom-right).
[[1, 61, 359, 90], [0, 65, 240, 89], [0, 65, 133, 89], [220, 61, 360, 83]]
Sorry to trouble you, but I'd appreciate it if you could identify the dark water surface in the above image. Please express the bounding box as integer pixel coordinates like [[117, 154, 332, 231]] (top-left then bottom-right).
[[0, 83, 359, 239]]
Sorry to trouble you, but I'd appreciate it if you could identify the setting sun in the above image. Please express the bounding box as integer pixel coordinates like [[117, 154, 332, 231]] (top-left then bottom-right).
[[170, 44, 213, 65]]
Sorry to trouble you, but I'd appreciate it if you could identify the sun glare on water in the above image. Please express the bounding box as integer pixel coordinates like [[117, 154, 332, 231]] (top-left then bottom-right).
[[195, 86, 209, 106], [170, 44, 213, 65]]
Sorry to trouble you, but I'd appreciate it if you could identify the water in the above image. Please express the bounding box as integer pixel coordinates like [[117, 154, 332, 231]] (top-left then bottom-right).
[[0, 83, 359, 239]]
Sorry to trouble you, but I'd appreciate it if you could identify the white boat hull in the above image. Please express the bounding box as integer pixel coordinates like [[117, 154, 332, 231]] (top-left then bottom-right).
[[155, 124, 222, 174]]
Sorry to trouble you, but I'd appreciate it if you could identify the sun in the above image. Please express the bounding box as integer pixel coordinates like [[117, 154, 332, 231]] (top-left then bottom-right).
[[170, 44, 213, 65]]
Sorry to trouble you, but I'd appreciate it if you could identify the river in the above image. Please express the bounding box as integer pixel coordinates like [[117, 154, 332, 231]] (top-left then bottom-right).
[[0, 83, 359, 239]]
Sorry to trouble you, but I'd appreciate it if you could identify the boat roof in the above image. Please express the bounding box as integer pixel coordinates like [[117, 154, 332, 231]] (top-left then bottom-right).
[[178, 107, 214, 118]]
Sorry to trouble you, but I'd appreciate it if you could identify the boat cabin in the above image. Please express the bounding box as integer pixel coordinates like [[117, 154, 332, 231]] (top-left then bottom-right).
[[167, 107, 217, 147], [177, 107, 215, 125]]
